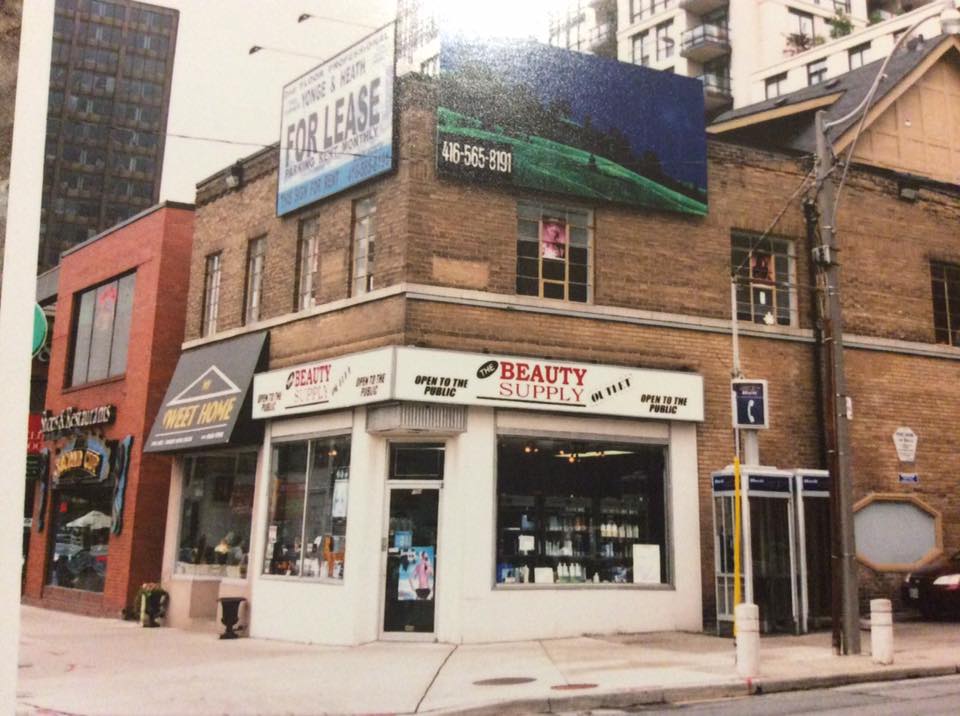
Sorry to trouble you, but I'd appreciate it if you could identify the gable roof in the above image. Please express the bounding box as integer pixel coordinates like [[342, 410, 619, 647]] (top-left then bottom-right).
[[709, 34, 960, 154]]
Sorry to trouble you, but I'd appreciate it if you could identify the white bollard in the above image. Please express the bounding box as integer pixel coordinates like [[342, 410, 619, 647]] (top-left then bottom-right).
[[735, 602, 760, 678], [870, 598, 894, 665]]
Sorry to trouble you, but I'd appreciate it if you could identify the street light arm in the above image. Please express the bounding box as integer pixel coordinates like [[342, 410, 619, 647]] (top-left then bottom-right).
[[824, 0, 957, 132]]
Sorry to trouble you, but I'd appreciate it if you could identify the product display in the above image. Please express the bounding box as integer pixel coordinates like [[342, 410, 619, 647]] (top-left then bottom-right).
[[496, 436, 668, 587], [497, 493, 660, 585]]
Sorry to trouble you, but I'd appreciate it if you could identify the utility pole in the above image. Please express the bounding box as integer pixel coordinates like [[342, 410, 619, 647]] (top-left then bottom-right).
[[811, 110, 860, 655]]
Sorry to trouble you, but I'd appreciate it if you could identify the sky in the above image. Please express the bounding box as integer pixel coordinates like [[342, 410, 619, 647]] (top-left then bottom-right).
[[155, 0, 396, 202], [149, 0, 559, 203]]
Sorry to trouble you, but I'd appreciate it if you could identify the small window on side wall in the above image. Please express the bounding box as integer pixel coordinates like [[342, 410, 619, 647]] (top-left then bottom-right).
[[516, 202, 591, 303], [69, 272, 136, 386], [931, 260, 960, 346], [731, 232, 795, 326]]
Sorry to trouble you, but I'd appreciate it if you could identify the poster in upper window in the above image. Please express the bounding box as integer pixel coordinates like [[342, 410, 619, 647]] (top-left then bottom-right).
[[541, 217, 566, 259], [277, 23, 396, 216], [436, 37, 707, 216]]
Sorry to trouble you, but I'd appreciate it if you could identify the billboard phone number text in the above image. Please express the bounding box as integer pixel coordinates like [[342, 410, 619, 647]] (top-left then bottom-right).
[[439, 139, 512, 174]]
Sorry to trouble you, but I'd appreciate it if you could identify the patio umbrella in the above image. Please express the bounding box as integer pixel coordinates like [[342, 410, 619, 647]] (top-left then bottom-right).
[[66, 510, 111, 530]]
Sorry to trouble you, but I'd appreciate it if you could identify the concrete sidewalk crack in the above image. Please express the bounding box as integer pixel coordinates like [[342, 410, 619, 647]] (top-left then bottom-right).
[[537, 638, 568, 686], [414, 644, 458, 714]]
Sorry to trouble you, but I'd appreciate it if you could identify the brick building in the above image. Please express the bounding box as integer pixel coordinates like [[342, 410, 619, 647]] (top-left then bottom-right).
[[150, 39, 960, 642], [23, 202, 193, 617]]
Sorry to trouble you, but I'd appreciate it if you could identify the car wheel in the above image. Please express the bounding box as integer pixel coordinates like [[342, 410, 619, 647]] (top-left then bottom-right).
[[920, 602, 938, 620]]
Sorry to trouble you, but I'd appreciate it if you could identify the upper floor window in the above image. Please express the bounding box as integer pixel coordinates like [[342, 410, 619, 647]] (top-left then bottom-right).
[[516, 202, 591, 303], [631, 31, 650, 66], [765, 72, 787, 99], [244, 237, 266, 324], [202, 253, 221, 337], [69, 272, 135, 386], [807, 58, 827, 86], [655, 21, 674, 61], [848, 42, 870, 71], [732, 233, 795, 326], [296, 219, 319, 310], [931, 261, 960, 346], [352, 198, 377, 296], [788, 9, 814, 38]]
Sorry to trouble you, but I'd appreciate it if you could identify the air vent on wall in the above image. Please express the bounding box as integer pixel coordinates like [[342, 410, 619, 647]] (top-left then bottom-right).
[[366, 402, 467, 435]]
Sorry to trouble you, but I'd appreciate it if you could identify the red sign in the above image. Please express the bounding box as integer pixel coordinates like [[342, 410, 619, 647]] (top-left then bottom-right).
[[27, 414, 43, 454]]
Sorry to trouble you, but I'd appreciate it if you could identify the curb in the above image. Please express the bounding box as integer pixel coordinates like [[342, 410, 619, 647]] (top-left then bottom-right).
[[750, 663, 960, 695], [423, 663, 960, 715]]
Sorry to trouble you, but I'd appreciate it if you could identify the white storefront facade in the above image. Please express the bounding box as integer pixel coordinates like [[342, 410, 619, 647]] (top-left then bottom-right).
[[162, 345, 706, 644]]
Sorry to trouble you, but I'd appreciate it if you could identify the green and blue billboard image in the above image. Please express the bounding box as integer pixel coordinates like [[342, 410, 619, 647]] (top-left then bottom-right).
[[437, 38, 707, 216]]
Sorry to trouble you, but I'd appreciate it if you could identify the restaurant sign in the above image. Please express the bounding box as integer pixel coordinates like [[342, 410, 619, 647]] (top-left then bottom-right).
[[53, 436, 111, 485], [252, 347, 704, 422], [41, 405, 116, 439]]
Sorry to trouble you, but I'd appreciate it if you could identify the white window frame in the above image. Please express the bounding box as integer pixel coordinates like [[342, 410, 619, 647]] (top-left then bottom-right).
[[296, 220, 319, 311], [202, 252, 221, 337], [244, 236, 265, 324], [352, 197, 377, 296], [731, 232, 797, 327]]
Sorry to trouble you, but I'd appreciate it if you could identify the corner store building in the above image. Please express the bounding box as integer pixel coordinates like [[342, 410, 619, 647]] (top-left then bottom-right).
[[151, 49, 960, 643]]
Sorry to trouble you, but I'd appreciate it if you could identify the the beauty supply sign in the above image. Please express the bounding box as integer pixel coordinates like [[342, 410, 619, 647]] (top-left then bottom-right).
[[393, 348, 704, 421], [277, 23, 395, 216], [252, 347, 703, 422], [252, 347, 394, 419]]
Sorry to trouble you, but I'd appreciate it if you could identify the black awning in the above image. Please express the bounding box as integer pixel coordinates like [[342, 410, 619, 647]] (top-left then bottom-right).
[[144, 332, 267, 453]]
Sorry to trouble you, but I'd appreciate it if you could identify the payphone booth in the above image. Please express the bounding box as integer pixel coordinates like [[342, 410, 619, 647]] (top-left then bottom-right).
[[712, 466, 799, 635], [794, 469, 832, 633]]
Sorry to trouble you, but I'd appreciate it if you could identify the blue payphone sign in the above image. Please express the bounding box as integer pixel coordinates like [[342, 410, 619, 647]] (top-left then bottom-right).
[[731, 379, 768, 430]]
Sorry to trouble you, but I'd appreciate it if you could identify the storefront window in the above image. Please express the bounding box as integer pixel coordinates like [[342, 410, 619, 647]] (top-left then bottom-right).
[[47, 487, 112, 592], [176, 452, 256, 578], [496, 436, 668, 587], [264, 435, 350, 580]]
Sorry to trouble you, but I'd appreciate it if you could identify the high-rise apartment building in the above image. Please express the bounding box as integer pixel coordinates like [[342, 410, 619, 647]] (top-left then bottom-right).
[[548, 0, 619, 58], [616, 0, 946, 111], [39, 0, 178, 271]]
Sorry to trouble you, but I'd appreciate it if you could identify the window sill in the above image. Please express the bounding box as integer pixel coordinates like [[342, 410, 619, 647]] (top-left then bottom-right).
[[494, 582, 674, 591], [170, 573, 248, 583], [258, 574, 345, 585], [62, 374, 126, 393]]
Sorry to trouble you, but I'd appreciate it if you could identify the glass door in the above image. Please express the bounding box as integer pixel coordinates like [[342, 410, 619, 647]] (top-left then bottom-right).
[[383, 487, 440, 634]]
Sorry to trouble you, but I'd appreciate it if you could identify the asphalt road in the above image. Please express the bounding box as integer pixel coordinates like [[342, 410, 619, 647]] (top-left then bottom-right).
[[571, 675, 960, 715]]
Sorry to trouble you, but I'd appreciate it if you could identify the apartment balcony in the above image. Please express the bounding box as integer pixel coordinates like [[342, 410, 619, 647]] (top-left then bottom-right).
[[679, 0, 728, 15], [698, 73, 733, 111], [680, 24, 731, 63]]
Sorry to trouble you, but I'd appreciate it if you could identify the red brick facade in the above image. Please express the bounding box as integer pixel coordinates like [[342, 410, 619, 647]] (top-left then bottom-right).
[[23, 203, 194, 617], [185, 76, 960, 620]]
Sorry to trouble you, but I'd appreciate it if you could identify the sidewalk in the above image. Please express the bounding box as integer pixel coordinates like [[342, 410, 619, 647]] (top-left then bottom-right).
[[16, 605, 960, 715]]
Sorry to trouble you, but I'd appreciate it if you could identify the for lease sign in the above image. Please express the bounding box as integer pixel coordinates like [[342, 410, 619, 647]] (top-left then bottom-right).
[[277, 23, 395, 215]]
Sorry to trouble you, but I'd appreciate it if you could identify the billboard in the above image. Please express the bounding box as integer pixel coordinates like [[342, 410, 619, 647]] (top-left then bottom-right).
[[436, 38, 707, 216], [277, 23, 396, 216]]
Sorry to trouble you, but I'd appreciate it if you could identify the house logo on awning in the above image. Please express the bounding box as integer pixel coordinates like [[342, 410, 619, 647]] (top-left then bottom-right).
[[168, 366, 241, 405]]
